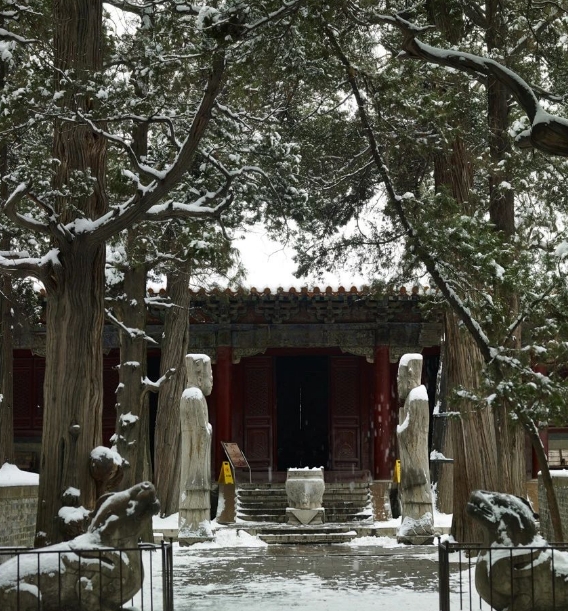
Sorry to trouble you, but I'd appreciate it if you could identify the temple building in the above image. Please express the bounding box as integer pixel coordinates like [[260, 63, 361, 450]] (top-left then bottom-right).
[[12, 285, 442, 482]]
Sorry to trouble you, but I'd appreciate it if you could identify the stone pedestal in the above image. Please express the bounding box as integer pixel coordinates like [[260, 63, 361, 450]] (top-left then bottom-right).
[[286, 507, 325, 525], [285, 468, 325, 525], [397, 514, 435, 545]]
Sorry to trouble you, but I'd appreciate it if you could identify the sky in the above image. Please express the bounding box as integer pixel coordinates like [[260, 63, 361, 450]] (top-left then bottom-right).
[[236, 225, 368, 290]]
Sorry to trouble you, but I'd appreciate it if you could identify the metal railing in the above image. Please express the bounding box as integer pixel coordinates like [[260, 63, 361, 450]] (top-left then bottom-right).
[[439, 540, 568, 611], [0, 540, 174, 611]]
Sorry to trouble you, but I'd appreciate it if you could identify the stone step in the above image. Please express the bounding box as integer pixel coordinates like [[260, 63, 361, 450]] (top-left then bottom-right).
[[237, 491, 283, 498], [237, 511, 372, 524], [237, 501, 372, 510], [235, 481, 372, 524], [257, 526, 358, 545], [255, 524, 355, 534], [237, 502, 370, 513], [237, 483, 370, 491], [258, 533, 356, 544], [236, 513, 287, 523], [236, 507, 287, 516], [237, 490, 370, 499], [325, 513, 373, 523]]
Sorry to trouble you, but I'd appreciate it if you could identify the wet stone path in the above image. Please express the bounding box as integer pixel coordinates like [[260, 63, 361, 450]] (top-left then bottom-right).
[[171, 543, 442, 611]]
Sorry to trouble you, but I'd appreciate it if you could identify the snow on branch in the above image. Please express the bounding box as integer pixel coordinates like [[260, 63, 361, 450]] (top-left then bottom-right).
[[76, 112, 166, 182], [90, 49, 228, 243], [325, 24, 495, 364], [105, 308, 158, 345], [144, 188, 234, 221], [142, 368, 176, 395], [103, 0, 171, 16], [103, 113, 182, 150], [3, 183, 73, 242], [0, 27, 38, 45], [244, 0, 304, 36], [0, 249, 52, 280], [372, 13, 568, 156]]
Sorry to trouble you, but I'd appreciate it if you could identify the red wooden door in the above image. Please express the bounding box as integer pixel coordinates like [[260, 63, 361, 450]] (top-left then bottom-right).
[[330, 356, 361, 471], [13, 352, 44, 437], [242, 356, 274, 469]]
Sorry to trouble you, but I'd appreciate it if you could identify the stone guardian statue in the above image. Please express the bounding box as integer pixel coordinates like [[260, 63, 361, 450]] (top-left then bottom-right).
[[468, 489, 568, 611], [0, 482, 159, 611], [178, 354, 214, 545], [396, 353, 434, 544]]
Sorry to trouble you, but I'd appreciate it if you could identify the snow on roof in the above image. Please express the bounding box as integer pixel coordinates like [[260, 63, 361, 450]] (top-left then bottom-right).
[[0, 462, 39, 487]]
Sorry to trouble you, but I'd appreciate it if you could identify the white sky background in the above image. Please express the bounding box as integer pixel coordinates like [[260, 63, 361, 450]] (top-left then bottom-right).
[[236, 225, 369, 290]]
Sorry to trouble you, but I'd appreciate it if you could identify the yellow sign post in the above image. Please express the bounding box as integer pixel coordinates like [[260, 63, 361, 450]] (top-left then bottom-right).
[[218, 461, 234, 484], [393, 459, 401, 484]]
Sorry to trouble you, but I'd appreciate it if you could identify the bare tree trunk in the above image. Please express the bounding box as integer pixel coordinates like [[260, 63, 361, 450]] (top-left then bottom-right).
[[154, 264, 191, 516], [426, 0, 526, 537], [431, 339, 453, 514], [113, 17, 153, 493], [0, 82, 14, 465], [35, 0, 107, 546], [36, 245, 106, 546], [114, 253, 151, 489], [113, 246, 153, 543], [0, 266, 14, 466], [485, 0, 526, 503], [445, 311, 500, 542]]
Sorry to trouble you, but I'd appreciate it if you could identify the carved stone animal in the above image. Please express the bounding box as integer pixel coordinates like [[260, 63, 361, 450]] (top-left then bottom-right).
[[0, 481, 160, 611], [467, 489, 568, 611]]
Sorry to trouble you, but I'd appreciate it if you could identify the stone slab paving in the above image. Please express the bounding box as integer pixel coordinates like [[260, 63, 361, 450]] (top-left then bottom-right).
[[170, 543, 449, 611]]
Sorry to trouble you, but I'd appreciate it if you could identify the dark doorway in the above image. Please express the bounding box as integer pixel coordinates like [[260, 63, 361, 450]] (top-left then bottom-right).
[[276, 356, 329, 470]]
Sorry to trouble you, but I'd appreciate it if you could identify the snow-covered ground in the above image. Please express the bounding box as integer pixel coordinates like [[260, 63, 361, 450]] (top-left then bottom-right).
[[0, 464, 477, 610], [140, 512, 482, 611]]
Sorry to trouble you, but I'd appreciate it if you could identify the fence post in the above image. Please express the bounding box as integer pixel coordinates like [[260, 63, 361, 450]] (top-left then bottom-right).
[[162, 539, 174, 611], [439, 540, 450, 611]]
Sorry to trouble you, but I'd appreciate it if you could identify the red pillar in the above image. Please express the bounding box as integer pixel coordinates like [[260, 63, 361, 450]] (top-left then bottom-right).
[[215, 346, 232, 473], [374, 346, 394, 479]]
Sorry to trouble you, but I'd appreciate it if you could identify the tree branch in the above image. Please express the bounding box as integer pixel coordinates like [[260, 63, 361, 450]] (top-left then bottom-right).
[[3, 184, 50, 234], [105, 308, 158, 345], [103, 0, 170, 17], [0, 251, 46, 280], [142, 368, 176, 396], [3, 183, 73, 242], [76, 111, 165, 181], [91, 49, 228, 243], [372, 13, 568, 156], [325, 24, 495, 363]]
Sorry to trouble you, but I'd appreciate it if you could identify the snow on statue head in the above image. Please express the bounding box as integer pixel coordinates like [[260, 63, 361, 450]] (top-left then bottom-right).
[[397, 353, 422, 404], [0, 481, 159, 611], [186, 353, 213, 396], [467, 489, 568, 611]]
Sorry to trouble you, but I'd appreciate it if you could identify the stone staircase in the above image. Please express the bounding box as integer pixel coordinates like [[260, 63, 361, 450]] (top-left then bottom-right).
[[256, 524, 358, 544], [236, 482, 373, 525]]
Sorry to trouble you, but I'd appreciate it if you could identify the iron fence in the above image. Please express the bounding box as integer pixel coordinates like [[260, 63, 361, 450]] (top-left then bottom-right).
[[439, 539, 568, 611], [0, 539, 174, 611]]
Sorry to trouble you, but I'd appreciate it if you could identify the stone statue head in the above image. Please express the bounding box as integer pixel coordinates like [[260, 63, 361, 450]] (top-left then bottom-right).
[[397, 353, 423, 403], [186, 354, 213, 396]]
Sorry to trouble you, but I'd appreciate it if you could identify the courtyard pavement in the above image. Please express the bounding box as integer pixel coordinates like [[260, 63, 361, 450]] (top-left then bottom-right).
[[147, 531, 483, 611]]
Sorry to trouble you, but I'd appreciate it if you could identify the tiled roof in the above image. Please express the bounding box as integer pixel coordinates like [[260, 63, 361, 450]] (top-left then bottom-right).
[[147, 285, 436, 298]]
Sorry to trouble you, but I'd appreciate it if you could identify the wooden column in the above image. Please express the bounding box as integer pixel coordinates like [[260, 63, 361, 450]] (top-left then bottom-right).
[[374, 346, 393, 479], [215, 346, 232, 472]]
